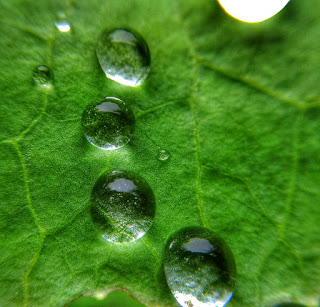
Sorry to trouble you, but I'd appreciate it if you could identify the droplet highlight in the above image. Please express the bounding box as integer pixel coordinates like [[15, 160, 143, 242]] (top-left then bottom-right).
[[155, 149, 170, 161], [217, 0, 290, 23], [54, 12, 71, 32], [96, 28, 151, 87], [164, 227, 236, 307], [32, 65, 52, 87], [81, 97, 135, 150], [90, 170, 156, 243]]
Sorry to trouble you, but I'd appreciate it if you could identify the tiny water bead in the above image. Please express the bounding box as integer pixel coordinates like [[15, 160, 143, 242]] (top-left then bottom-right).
[[155, 149, 170, 161], [90, 170, 156, 243], [54, 12, 71, 32], [55, 20, 71, 32], [96, 28, 151, 87], [81, 97, 135, 150], [32, 65, 52, 87], [164, 227, 236, 307], [217, 0, 291, 23]]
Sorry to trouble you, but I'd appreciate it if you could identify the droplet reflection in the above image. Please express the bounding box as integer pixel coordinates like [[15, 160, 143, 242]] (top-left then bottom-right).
[[164, 227, 236, 307], [155, 149, 170, 161], [81, 97, 135, 150], [55, 12, 71, 32], [32, 65, 52, 88], [90, 170, 156, 243], [96, 28, 151, 87]]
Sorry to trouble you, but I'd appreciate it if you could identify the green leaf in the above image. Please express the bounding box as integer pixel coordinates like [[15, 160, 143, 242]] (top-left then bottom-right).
[[0, 0, 319, 306]]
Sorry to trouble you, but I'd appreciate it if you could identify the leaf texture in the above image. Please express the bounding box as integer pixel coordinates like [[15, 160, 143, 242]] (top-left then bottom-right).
[[0, 0, 319, 306]]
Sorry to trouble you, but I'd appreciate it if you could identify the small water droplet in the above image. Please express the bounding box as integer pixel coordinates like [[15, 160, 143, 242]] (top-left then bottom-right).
[[164, 227, 236, 307], [55, 12, 71, 32], [155, 149, 170, 161], [90, 170, 156, 243], [32, 65, 52, 87], [81, 97, 135, 150], [96, 28, 150, 87]]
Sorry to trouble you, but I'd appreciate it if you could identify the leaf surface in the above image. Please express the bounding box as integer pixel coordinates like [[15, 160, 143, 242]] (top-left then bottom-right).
[[0, 0, 319, 306]]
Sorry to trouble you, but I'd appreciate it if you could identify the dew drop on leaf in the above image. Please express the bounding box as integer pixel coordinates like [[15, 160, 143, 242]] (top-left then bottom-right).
[[96, 28, 151, 87], [54, 12, 71, 32], [90, 170, 156, 243], [164, 227, 236, 307], [155, 149, 170, 161], [81, 97, 135, 150], [32, 65, 52, 87], [55, 20, 71, 32]]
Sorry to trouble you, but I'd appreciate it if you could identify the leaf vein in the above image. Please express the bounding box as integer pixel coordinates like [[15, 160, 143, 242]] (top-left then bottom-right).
[[136, 99, 185, 118], [0, 19, 48, 41], [279, 112, 302, 236], [22, 233, 46, 306], [203, 164, 278, 227], [197, 57, 304, 109], [13, 142, 43, 232], [178, 7, 208, 228]]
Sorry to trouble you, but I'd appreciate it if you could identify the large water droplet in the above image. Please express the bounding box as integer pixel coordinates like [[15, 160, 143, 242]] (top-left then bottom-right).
[[54, 12, 71, 32], [90, 170, 156, 243], [164, 227, 236, 307], [32, 65, 52, 87], [217, 0, 290, 23], [155, 149, 170, 161], [96, 28, 150, 87], [81, 97, 135, 150]]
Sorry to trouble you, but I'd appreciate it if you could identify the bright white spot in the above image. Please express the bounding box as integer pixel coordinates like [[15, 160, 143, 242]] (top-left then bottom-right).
[[55, 20, 71, 32], [96, 102, 121, 113], [109, 30, 136, 45], [173, 291, 232, 307], [106, 73, 141, 87], [217, 0, 291, 23], [135, 230, 147, 240], [183, 238, 214, 253], [94, 292, 106, 300], [102, 144, 118, 150], [108, 179, 136, 192], [42, 82, 52, 89]]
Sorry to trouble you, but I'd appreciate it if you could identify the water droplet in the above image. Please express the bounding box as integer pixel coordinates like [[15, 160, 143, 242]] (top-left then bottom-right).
[[81, 97, 135, 150], [90, 170, 156, 243], [32, 65, 52, 87], [155, 149, 170, 161], [164, 227, 236, 307], [96, 28, 150, 87], [217, 0, 290, 23], [54, 12, 71, 32]]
